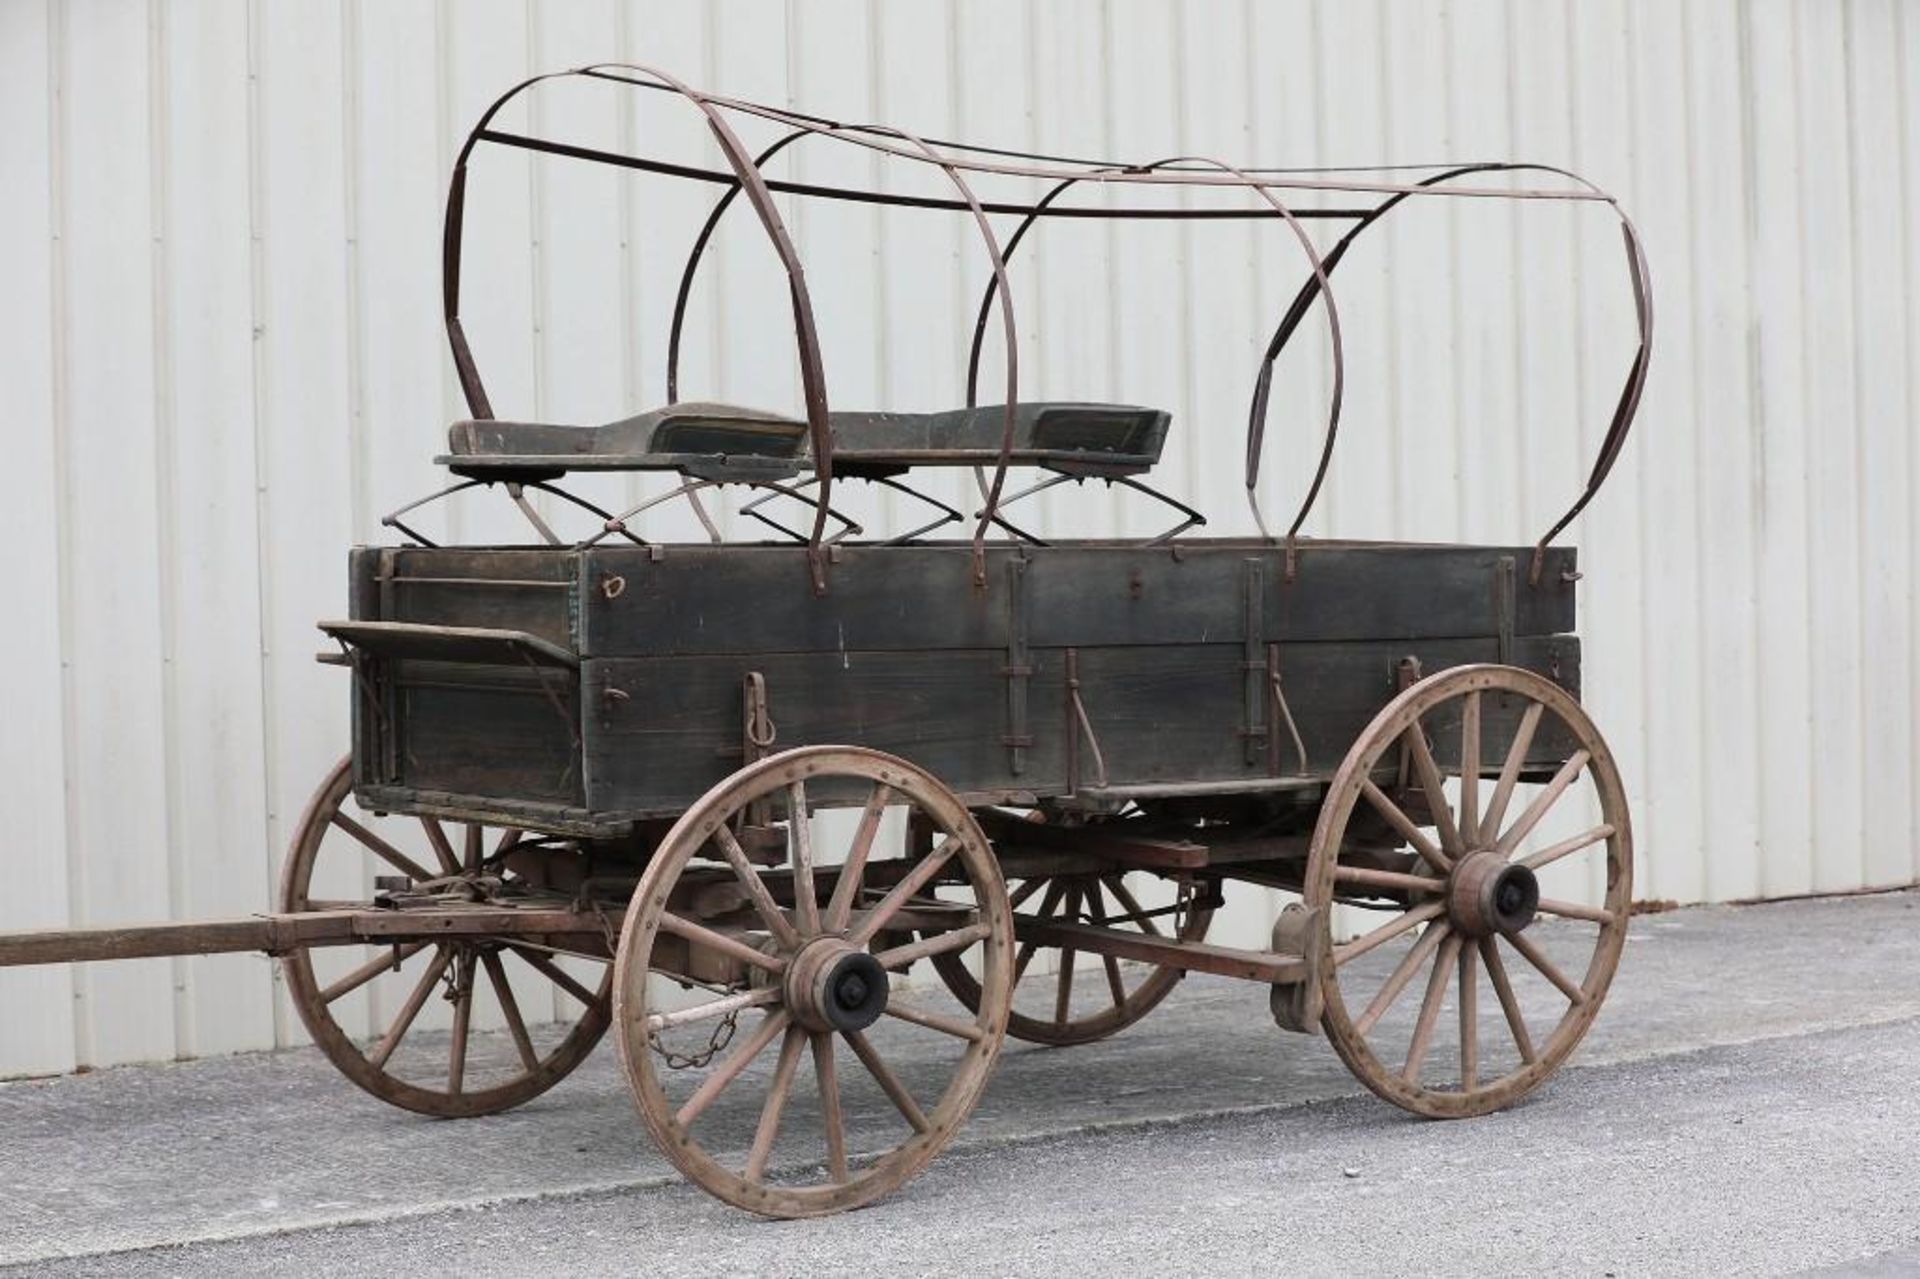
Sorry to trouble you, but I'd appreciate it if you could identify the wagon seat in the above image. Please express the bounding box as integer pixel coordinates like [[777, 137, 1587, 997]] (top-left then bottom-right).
[[438, 401, 1172, 485]]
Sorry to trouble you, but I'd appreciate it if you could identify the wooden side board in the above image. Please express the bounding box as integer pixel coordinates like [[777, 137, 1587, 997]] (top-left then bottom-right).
[[576, 541, 1577, 657], [341, 538, 1582, 829]]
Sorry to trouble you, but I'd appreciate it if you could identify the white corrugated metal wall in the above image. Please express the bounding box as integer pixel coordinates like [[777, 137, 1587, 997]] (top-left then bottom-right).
[[1, 0, 1915, 1076]]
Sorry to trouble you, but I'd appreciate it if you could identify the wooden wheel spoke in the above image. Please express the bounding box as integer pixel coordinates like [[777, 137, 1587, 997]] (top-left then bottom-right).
[[1053, 885, 1081, 1025], [646, 985, 780, 1033], [712, 824, 801, 950], [1481, 937, 1536, 1063], [508, 944, 609, 1012], [1404, 724, 1465, 858], [1494, 749, 1591, 858], [1084, 884, 1128, 1008], [420, 818, 460, 877], [1359, 780, 1450, 875], [845, 1029, 931, 1134], [1006, 875, 1048, 912], [483, 949, 540, 1072], [1520, 823, 1616, 872], [873, 921, 993, 971], [675, 1009, 791, 1128], [494, 829, 522, 857], [787, 782, 821, 937], [813, 1032, 849, 1183], [1334, 899, 1446, 967], [1506, 931, 1586, 1004], [1458, 941, 1479, 1090], [659, 911, 788, 975], [319, 941, 425, 1005], [447, 951, 475, 1096], [1459, 690, 1481, 844], [883, 999, 986, 1042], [1333, 865, 1443, 896], [1102, 875, 1165, 938], [1536, 897, 1615, 925], [1354, 921, 1451, 1036], [1402, 934, 1462, 1083], [825, 785, 892, 931], [1012, 880, 1067, 984], [329, 811, 435, 885], [368, 945, 453, 1071], [849, 836, 963, 946], [463, 823, 483, 873], [745, 1024, 808, 1181], [1481, 701, 1544, 844]]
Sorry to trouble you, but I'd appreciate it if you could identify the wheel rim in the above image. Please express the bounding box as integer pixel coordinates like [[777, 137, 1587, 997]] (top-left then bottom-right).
[[929, 869, 1213, 1045], [1305, 665, 1632, 1118], [614, 746, 1013, 1218], [279, 758, 612, 1118]]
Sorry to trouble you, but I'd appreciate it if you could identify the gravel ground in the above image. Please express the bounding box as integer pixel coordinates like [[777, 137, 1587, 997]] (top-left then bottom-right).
[[4, 890, 1919, 1276]]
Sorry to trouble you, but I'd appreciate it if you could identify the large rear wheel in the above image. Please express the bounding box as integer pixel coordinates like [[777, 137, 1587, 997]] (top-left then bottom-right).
[[1304, 665, 1632, 1117], [614, 745, 1013, 1218]]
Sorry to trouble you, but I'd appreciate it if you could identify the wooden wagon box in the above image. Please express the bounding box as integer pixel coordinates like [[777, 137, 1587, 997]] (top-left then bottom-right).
[[338, 539, 1582, 834]]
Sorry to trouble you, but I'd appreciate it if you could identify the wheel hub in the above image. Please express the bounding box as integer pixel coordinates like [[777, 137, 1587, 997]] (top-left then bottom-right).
[[1447, 849, 1539, 937], [784, 939, 889, 1033]]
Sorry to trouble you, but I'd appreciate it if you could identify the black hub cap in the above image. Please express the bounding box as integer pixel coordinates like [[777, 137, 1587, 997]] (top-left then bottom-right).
[[1490, 863, 1540, 934], [823, 951, 889, 1032]]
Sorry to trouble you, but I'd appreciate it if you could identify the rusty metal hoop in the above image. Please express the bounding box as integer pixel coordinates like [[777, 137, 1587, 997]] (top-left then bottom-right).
[[612, 745, 1013, 1218], [441, 64, 1649, 587], [278, 757, 612, 1118], [1302, 664, 1632, 1118]]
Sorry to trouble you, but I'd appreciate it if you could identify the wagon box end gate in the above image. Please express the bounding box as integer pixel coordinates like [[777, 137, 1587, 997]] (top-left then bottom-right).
[[1, 62, 1647, 1219]]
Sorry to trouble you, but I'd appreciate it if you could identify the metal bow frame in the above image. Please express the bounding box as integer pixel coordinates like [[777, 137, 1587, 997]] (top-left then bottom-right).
[[440, 64, 1652, 591]]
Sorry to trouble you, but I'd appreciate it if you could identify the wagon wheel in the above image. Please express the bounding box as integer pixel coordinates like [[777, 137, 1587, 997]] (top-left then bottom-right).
[[613, 745, 1013, 1218], [1303, 664, 1631, 1118], [928, 870, 1215, 1045], [279, 757, 612, 1118]]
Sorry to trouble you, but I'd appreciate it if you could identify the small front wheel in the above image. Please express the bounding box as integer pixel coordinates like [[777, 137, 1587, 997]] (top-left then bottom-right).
[[279, 757, 611, 1118]]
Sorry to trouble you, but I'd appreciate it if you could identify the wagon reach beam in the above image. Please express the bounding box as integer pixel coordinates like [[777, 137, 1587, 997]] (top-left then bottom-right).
[[1011, 915, 1307, 986]]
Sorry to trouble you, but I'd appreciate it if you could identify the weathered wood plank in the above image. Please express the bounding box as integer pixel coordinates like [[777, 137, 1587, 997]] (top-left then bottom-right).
[[583, 647, 1067, 817], [579, 541, 1578, 658], [351, 546, 578, 649], [570, 634, 1575, 820]]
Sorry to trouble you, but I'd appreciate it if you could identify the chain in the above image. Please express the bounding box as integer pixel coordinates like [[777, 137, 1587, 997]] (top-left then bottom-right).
[[589, 898, 750, 1072], [649, 1007, 741, 1071]]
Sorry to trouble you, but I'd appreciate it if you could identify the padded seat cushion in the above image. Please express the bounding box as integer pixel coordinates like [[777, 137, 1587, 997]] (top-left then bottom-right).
[[440, 401, 1169, 482], [828, 402, 1169, 478], [443, 402, 808, 483]]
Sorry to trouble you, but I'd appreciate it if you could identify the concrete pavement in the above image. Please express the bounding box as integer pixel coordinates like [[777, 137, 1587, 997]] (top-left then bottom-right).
[[4, 891, 1919, 1275]]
